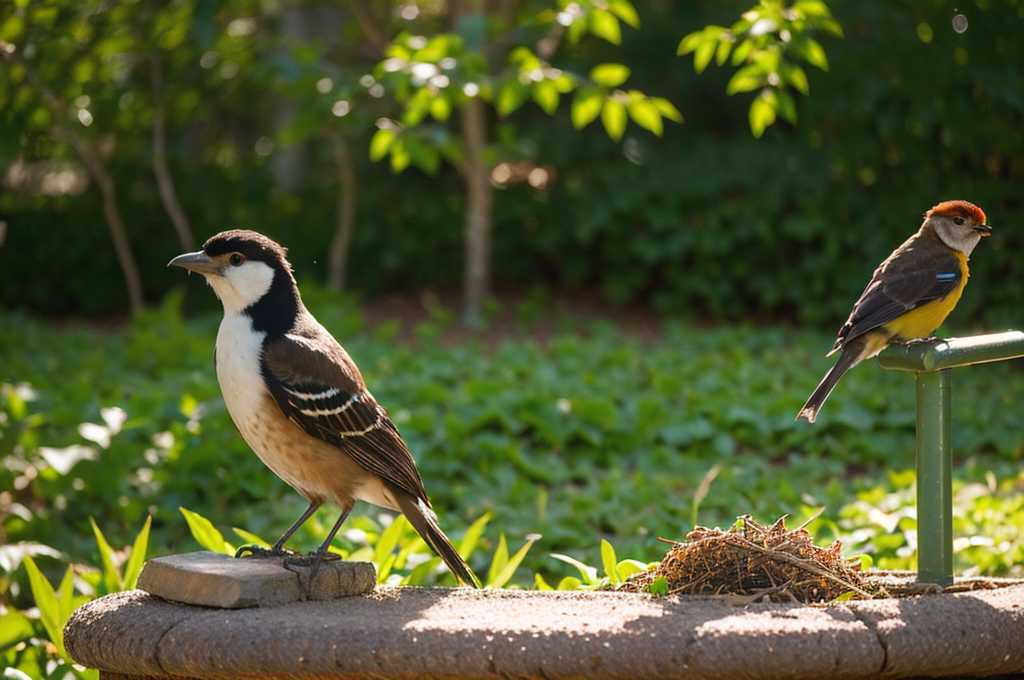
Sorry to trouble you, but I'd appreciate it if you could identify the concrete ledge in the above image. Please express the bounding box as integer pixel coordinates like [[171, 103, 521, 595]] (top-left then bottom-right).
[[65, 583, 1024, 679], [136, 551, 376, 608]]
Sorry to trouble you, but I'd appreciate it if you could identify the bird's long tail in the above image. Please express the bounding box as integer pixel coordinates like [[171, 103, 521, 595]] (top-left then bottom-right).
[[796, 345, 862, 423], [396, 490, 481, 587]]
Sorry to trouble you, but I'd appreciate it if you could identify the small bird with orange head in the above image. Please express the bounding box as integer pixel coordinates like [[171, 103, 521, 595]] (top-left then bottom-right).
[[797, 200, 991, 423]]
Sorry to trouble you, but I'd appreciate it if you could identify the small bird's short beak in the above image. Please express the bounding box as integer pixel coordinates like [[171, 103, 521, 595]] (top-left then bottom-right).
[[974, 223, 993, 237], [168, 250, 221, 275]]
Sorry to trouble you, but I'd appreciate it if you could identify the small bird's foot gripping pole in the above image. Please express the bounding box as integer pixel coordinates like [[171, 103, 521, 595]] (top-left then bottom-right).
[[234, 545, 296, 559]]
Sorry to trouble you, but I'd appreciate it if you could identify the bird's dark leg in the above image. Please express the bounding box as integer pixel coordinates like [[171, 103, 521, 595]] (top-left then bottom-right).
[[283, 501, 355, 597], [235, 500, 322, 558]]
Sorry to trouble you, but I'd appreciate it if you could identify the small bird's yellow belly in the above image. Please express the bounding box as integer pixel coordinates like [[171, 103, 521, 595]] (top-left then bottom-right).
[[882, 252, 968, 341]]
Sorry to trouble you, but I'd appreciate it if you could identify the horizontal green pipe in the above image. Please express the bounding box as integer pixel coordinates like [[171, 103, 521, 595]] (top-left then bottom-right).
[[877, 330, 1024, 373]]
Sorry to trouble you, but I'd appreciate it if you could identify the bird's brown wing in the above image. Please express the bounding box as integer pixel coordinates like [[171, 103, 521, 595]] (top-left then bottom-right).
[[837, 245, 963, 346], [261, 331, 428, 501]]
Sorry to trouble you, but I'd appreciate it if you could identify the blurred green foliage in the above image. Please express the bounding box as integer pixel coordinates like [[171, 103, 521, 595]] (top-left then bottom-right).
[[1, 1, 1021, 328]]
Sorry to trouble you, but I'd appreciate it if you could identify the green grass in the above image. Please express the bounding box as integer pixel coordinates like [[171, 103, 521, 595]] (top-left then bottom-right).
[[2, 290, 1023, 676]]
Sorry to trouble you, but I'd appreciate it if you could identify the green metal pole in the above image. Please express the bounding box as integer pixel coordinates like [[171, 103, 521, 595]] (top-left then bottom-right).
[[915, 369, 953, 586]]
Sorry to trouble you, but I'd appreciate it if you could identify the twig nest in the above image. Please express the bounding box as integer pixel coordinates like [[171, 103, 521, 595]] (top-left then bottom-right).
[[620, 515, 872, 603]]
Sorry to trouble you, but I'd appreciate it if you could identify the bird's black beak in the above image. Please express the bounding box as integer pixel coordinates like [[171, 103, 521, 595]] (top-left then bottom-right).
[[973, 223, 993, 237], [168, 250, 221, 275]]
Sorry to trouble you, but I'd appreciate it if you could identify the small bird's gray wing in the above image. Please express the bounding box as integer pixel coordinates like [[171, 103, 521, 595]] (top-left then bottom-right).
[[836, 245, 963, 345], [262, 333, 427, 500]]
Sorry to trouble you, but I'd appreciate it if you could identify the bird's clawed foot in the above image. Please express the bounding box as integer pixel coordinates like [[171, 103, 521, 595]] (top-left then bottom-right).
[[234, 544, 295, 559], [283, 550, 341, 598], [901, 335, 941, 346]]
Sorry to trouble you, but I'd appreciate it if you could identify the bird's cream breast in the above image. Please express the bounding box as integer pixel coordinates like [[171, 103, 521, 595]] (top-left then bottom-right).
[[214, 311, 388, 508]]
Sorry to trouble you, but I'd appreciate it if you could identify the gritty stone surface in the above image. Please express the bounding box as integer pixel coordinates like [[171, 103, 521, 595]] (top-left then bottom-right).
[[64, 582, 1024, 679], [136, 551, 376, 608]]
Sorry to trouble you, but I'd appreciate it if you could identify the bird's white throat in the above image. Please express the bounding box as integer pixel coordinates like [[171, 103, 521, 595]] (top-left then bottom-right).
[[206, 260, 276, 315]]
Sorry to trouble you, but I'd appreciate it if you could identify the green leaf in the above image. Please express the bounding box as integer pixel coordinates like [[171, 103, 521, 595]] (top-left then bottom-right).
[[22, 554, 65, 657], [749, 92, 777, 138], [646, 575, 669, 596], [430, 94, 452, 121], [789, 34, 829, 71], [374, 514, 408, 569], [179, 506, 233, 555], [677, 31, 704, 56], [90, 517, 122, 593], [589, 63, 630, 88], [0, 609, 34, 651], [123, 515, 151, 590], [693, 39, 716, 74], [726, 64, 764, 95], [556, 575, 583, 590], [550, 553, 598, 586], [232, 527, 271, 549], [715, 39, 733, 66], [781, 62, 810, 95], [651, 97, 683, 123], [56, 564, 76, 632], [600, 539, 619, 584], [487, 534, 537, 589], [588, 9, 621, 45], [532, 79, 560, 115], [601, 97, 627, 141], [608, 0, 640, 29], [496, 78, 530, 116], [570, 88, 603, 129], [486, 533, 509, 586], [457, 512, 491, 560], [627, 96, 663, 136], [369, 128, 396, 162], [534, 572, 554, 590], [615, 559, 649, 581], [389, 137, 411, 172], [376, 552, 397, 584], [775, 89, 797, 124]]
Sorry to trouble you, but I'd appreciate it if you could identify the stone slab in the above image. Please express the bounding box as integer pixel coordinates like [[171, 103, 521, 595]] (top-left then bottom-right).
[[136, 551, 376, 608], [65, 582, 1024, 679]]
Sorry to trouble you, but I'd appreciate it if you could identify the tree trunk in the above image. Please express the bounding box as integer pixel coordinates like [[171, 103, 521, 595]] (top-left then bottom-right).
[[327, 132, 358, 292], [150, 54, 195, 252], [53, 128, 145, 313], [458, 95, 493, 327]]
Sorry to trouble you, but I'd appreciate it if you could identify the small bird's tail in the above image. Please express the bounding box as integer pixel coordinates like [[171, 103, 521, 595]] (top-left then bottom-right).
[[396, 490, 481, 588], [796, 346, 861, 423]]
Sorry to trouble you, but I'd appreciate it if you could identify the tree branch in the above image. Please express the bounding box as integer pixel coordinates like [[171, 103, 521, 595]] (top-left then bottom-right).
[[150, 53, 195, 252]]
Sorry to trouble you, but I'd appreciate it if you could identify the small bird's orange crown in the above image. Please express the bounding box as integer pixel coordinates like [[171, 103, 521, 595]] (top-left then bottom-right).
[[926, 200, 986, 225]]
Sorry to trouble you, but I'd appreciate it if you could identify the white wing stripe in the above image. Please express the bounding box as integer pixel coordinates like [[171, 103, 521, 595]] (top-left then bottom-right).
[[284, 385, 341, 402]]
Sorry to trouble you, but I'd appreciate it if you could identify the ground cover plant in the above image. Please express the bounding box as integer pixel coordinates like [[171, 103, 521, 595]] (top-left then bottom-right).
[[2, 292, 1023, 677]]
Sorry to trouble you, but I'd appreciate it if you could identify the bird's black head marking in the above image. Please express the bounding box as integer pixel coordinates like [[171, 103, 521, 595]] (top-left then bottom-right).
[[203, 230, 293, 275]]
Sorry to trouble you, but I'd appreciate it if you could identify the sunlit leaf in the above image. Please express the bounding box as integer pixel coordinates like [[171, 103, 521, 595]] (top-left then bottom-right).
[[651, 97, 683, 123], [570, 88, 603, 129], [430, 94, 452, 121], [550, 553, 598, 585], [646, 575, 669, 596], [90, 517, 122, 593], [457, 511, 491, 560], [532, 80, 559, 114], [726, 64, 764, 95], [496, 78, 530, 116], [776, 89, 797, 124], [780, 62, 810, 95], [232, 527, 271, 549], [626, 96, 662, 136], [749, 91, 777, 138], [589, 63, 630, 88], [180, 507, 233, 555], [369, 128, 396, 162], [601, 97, 627, 141], [677, 31, 704, 56], [123, 515, 152, 590], [22, 554, 65, 657], [715, 39, 733, 66], [789, 34, 829, 71], [486, 533, 509, 586], [390, 137, 411, 172], [601, 539, 619, 584], [487, 534, 538, 589], [608, 0, 640, 29], [693, 39, 716, 74], [588, 9, 621, 45]]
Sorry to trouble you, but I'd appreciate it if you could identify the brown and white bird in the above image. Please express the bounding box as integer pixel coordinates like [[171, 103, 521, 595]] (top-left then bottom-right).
[[169, 230, 479, 586], [797, 200, 991, 423]]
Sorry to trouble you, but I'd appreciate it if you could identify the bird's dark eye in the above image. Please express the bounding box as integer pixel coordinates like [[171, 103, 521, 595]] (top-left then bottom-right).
[[953, 217, 965, 225], [229, 253, 244, 266]]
